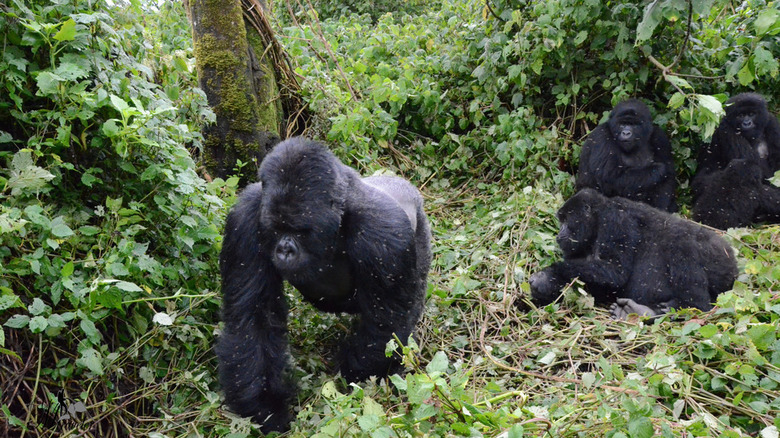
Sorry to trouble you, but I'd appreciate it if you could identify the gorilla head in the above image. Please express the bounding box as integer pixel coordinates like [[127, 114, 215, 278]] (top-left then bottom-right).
[[608, 99, 654, 154], [555, 189, 602, 259], [724, 93, 771, 143], [258, 142, 349, 290]]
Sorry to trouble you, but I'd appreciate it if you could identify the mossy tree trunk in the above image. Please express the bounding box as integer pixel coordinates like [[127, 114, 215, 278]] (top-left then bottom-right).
[[186, 0, 283, 184]]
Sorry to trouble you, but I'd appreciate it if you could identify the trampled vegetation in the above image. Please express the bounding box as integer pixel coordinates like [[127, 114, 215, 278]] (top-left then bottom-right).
[[1, 0, 780, 437]]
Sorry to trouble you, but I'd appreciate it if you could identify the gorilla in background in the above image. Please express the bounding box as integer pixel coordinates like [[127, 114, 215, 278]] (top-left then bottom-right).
[[215, 138, 432, 433], [692, 93, 780, 229], [577, 99, 677, 212], [529, 189, 737, 320]]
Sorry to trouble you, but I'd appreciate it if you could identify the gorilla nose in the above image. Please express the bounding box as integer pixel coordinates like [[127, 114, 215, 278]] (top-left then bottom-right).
[[275, 238, 298, 262], [742, 120, 753, 129]]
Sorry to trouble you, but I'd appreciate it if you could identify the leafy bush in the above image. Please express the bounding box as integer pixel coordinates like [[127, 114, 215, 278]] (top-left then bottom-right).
[[278, 0, 780, 188], [0, 0, 228, 433]]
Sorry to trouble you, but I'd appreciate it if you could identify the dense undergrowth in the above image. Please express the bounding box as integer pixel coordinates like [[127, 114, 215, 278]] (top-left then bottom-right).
[[1, 0, 780, 437]]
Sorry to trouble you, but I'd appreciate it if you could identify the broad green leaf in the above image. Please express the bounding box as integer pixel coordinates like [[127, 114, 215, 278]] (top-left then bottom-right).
[[96, 289, 123, 309], [754, 9, 780, 36], [78, 225, 100, 236], [753, 47, 779, 78], [691, 0, 715, 16], [636, 1, 662, 43], [101, 119, 119, 137], [29, 316, 48, 333], [321, 381, 342, 399], [666, 75, 692, 90], [153, 312, 173, 326], [7, 166, 55, 196], [738, 63, 755, 86], [582, 372, 596, 388], [627, 416, 654, 438], [696, 94, 724, 117], [573, 30, 588, 46], [35, 71, 64, 94], [747, 324, 775, 350], [425, 351, 448, 374], [0, 290, 23, 311], [110, 94, 129, 112], [51, 222, 74, 238], [5, 314, 30, 328], [668, 92, 685, 109], [115, 281, 142, 292], [55, 62, 89, 80], [76, 348, 104, 375], [53, 19, 77, 41], [80, 318, 101, 344], [389, 374, 407, 391], [28, 298, 49, 316], [699, 324, 718, 338]]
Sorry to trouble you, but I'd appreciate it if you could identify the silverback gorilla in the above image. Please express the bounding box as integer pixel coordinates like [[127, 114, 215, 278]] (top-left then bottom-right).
[[577, 99, 677, 212], [692, 93, 780, 229], [215, 138, 432, 432], [529, 189, 737, 319]]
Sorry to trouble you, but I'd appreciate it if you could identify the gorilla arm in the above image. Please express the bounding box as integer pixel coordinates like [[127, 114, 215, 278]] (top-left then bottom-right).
[[341, 183, 425, 381], [579, 126, 671, 197], [758, 182, 780, 222], [214, 184, 293, 432], [530, 207, 641, 305]]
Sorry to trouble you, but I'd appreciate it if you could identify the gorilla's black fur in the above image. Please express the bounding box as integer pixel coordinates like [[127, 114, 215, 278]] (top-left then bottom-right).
[[577, 99, 677, 212], [215, 137, 432, 432], [692, 93, 780, 228], [529, 189, 737, 319]]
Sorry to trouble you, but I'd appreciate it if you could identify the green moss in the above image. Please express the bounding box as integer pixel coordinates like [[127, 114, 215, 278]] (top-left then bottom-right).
[[189, 0, 283, 181], [246, 30, 282, 135]]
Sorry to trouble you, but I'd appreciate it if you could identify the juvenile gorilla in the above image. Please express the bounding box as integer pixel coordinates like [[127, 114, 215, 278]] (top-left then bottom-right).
[[692, 93, 780, 228], [215, 138, 432, 432], [577, 99, 677, 212], [529, 189, 737, 319]]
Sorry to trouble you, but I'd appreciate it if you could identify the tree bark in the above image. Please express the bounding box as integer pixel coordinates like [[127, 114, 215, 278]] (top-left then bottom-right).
[[186, 0, 283, 184]]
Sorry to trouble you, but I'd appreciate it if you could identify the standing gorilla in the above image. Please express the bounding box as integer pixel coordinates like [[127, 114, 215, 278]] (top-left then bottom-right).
[[529, 189, 737, 319], [692, 93, 780, 228], [577, 99, 677, 212], [215, 138, 432, 432]]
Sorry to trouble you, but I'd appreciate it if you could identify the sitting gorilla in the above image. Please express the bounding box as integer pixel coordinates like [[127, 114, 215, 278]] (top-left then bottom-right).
[[692, 93, 780, 228], [577, 99, 677, 212], [529, 189, 737, 319], [215, 137, 432, 432]]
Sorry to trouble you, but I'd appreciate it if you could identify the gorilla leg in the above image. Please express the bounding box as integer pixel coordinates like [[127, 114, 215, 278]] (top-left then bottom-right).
[[757, 184, 780, 223], [692, 160, 762, 228], [610, 298, 673, 319], [340, 279, 425, 382]]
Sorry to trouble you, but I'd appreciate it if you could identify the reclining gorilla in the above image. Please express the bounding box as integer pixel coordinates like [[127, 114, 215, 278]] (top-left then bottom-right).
[[215, 138, 432, 432], [529, 189, 737, 319], [692, 93, 780, 229], [577, 99, 677, 212]]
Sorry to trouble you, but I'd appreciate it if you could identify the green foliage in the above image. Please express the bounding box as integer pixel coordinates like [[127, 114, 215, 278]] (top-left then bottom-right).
[[279, 0, 780, 187], [0, 0, 227, 433], [3, 0, 780, 436], [303, 0, 437, 22]]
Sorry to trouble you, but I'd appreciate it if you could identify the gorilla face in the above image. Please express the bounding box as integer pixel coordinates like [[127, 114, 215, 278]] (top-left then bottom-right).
[[608, 100, 653, 154], [725, 93, 769, 141], [257, 143, 347, 278], [261, 191, 344, 280]]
